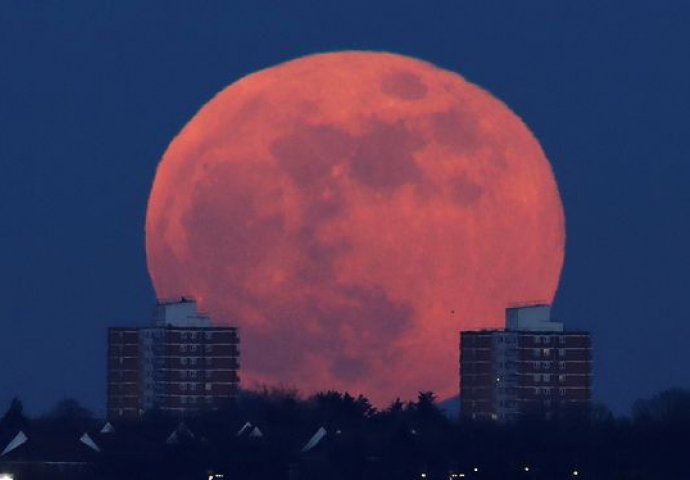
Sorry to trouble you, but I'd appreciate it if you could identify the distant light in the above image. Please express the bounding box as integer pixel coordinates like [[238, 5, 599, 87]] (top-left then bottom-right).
[[473, 467, 479, 472], [524, 466, 530, 472], [0, 474, 14, 480], [459, 474, 465, 478], [421, 474, 427, 479], [572, 471, 579, 476]]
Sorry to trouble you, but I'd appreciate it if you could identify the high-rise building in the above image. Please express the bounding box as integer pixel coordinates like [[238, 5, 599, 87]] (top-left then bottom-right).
[[107, 298, 240, 419], [460, 304, 591, 422]]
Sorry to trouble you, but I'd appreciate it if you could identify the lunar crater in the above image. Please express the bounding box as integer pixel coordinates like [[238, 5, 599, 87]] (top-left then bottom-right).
[[381, 70, 429, 100]]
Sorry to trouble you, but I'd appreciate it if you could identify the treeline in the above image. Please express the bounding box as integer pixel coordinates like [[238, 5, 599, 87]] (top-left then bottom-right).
[[2, 389, 690, 479]]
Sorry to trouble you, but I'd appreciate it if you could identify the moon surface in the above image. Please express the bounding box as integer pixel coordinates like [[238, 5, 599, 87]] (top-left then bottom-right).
[[146, 51, 564, 405]]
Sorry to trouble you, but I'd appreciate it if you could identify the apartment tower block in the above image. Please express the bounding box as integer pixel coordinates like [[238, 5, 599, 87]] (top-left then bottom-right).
[[460, 304, 591, 422], [107, 298, 240, 419]]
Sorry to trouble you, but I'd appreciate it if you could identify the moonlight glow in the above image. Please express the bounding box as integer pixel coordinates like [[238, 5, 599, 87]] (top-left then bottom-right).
[[146, 51, 565, 404]]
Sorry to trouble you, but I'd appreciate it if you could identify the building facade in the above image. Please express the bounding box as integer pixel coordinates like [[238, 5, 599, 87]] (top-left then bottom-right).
[[460, 305, 591, 422], [108, 298, 240, 419]]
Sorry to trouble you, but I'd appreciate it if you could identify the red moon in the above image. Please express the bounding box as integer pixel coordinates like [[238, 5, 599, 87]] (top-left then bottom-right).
[[146, 51, 564, 405]]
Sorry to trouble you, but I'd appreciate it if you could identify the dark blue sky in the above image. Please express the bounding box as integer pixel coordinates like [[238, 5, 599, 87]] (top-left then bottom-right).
[[1, 1, 689, 416]]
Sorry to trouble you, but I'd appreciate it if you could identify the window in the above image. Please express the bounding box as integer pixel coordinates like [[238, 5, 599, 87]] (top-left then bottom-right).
[[181, 357, 188, 365], [181, 383, 187, 391], [542, 348, 551, 357], [558, 375, 566, 383], [533, 374, 541, 383], [532, 349, 540, 358], [190, 357, 197, 365], [559, 361, 566, 370], [559, 349, 566, 357], [190, 383, 196, 392], [543, 374, 551, 383], [205, 383, 212, 391], [190, 344, 197, 352], [559, 388, 567, 396], [180, 345, 187, 353], [205, 332, 213, 340], [205, 344, 213, 353]]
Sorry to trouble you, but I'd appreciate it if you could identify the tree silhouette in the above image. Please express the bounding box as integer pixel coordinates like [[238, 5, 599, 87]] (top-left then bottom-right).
[[0, 397, 27, 432]]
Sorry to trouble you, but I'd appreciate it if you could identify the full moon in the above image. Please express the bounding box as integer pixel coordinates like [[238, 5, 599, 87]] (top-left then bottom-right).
[[146, 51, 564, 405]]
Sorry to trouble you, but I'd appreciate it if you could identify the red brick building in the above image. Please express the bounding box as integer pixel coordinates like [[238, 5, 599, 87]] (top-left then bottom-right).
[[107, 298, 240, 419], [460, 305, 591, 422]]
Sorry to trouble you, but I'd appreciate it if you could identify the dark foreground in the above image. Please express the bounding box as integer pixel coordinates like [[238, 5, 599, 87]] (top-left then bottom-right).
[[1, 389, 690, 479]]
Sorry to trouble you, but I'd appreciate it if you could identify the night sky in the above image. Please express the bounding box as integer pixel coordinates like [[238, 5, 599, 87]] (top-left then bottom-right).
[[1, 1, 689, 416]]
